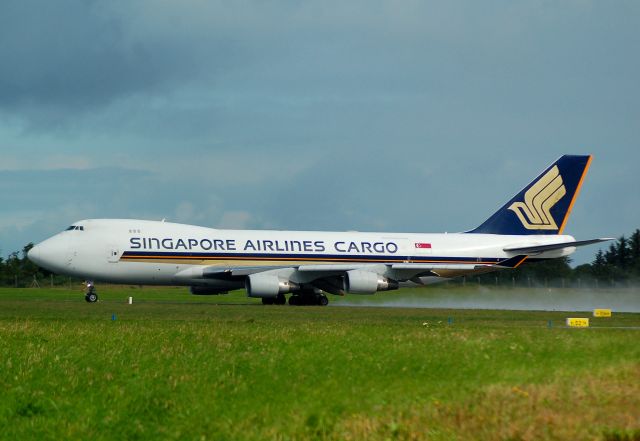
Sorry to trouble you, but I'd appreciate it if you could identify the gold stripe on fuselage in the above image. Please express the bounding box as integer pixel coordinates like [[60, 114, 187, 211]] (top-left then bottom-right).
[[119, 255, 497, 266]]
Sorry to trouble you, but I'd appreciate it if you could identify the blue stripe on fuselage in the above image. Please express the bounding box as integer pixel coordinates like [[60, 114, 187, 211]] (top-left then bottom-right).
[[120, 250, 503, 264]]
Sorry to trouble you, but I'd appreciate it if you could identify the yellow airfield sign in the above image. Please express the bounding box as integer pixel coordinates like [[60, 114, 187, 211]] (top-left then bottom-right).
[[566, 318, 589, 327]]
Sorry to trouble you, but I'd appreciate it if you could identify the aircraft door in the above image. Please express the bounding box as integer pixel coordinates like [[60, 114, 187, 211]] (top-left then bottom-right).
[[108, 247, 120, 263]]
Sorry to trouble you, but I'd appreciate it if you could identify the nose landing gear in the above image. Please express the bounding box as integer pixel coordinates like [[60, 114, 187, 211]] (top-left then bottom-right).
[[85, 281, 98, 303]]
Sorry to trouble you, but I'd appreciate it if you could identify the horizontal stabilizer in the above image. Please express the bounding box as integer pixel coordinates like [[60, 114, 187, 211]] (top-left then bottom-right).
[[503, 238, 613, 254]]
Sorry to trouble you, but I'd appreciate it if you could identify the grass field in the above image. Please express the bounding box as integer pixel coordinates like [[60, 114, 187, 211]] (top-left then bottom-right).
[[1, 286, 639, 440]]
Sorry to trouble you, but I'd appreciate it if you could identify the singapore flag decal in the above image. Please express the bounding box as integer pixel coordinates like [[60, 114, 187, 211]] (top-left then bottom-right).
[[414, 243, 432, 249]]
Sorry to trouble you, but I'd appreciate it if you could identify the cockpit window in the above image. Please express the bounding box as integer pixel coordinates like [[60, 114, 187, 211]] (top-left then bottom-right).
[[65, 226, 75, 231], [65, 225, 85, 231]]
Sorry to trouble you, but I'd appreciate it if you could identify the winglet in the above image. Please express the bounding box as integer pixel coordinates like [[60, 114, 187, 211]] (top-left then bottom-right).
[[468, 155, 592, 235]]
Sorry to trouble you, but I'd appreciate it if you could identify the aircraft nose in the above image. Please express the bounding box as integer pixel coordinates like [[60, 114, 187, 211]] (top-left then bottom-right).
[[28, 238, 66, 272], [27, 244, 43, 266]]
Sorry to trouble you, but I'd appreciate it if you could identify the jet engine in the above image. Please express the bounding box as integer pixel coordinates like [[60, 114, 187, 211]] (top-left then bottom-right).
[[344, 270, 399, 294], [245, 273, 299, 298]]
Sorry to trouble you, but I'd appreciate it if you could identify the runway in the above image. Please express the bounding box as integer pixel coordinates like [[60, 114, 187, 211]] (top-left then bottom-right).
[[336, 287, 640, 313]]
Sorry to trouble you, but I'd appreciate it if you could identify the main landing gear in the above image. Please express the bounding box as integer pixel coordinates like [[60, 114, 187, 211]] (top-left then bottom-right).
[[260, 293, 330, 306], [261, 294, 287, 305], [288, 293, 329, 306], [85, 281, 98, 303]]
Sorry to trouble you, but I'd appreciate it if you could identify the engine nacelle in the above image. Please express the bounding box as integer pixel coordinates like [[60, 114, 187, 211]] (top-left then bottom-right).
[[246, 273, 298, 298], [190, 286, 229, 295], [344, 270, 399, 294]]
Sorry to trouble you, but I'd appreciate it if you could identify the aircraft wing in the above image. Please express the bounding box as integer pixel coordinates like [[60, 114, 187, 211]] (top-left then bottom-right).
[[190, 239, 606, 283], [179, 256, 544, 295], [199, 261, 499, 282], [193, 261, 497, 295], [203, 262, 489, 275], [299, 263, 488, 272]]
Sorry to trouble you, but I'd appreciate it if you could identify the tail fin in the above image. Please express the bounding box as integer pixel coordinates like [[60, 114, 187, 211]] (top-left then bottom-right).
[[469, 155, 592, 235]]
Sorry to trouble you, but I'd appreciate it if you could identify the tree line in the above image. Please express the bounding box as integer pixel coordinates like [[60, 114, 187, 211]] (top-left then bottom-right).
[[0, 243, 79, 287], [0, 243, 68, 288], [2, 230, 640, 288]]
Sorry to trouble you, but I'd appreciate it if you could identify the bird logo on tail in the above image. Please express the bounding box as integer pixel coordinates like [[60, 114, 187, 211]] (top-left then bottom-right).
[[508, 165, 566, 230]]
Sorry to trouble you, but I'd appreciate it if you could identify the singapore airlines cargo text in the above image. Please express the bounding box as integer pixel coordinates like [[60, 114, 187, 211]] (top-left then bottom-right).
[[129, 237, 401, 254]]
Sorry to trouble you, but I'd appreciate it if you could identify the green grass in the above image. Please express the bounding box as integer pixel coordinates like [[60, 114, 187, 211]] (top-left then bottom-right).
[[1, 286, 639, 440]]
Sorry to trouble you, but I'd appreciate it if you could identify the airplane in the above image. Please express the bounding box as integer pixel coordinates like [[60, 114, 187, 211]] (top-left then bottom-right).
[[28, 155, 612, 305]]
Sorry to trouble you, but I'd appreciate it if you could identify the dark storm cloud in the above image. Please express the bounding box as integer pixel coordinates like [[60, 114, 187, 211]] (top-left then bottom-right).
[[0, 168, 154, 215], [0, 0, 235, 123]]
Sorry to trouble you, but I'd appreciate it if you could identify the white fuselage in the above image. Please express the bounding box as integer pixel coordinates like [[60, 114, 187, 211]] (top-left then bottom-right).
[[28, 219, 575, 286]]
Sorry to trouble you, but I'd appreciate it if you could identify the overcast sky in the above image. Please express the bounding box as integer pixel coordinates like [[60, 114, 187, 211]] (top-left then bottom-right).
[[1, 0, 638, 265]]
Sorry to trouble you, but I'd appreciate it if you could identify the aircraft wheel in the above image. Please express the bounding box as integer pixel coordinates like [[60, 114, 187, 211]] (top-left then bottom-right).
[[261, 297, 274, 305], [86, 293, 98, 303], [317, 295, 329, 306], [275, 294, 286, 305], [289, 295, 299, 306]]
